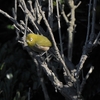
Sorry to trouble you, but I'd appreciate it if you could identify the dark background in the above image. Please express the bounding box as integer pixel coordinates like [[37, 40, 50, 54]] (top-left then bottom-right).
[[0, 0, 100, 100]]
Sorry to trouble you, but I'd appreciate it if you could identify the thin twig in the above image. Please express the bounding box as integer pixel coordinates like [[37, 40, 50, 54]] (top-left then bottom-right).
[[89, 0, 97, 42], [12, 0, 20, 39], [56, 0, 64, 59], [76, 55, 88, 77], [35, 58, 77, 100], [36, 0, 76, 83], [34, 58, 50, 100], [26, 47, 63, 100], [76, 0, 97, 77], [18, 0, 46, 34], [27, 0, 36, 18], [28, 87, 31, 100], [40, 77, 50, 100], [93, 31, 100, 45], [61, 4, 69, 25], [75, 0, 97, 97], [65, 0, 75, 61], [75, 54, 88, 97], [0, 9, 25, 33], [48, 0, 53, 29], [85, 0, 92, 45], [63, 1, 81, 61], [23, 10, 28, 46], [80, 66, 94, 92], [20, 20, 33, 33], [35, 0, 42, 24]]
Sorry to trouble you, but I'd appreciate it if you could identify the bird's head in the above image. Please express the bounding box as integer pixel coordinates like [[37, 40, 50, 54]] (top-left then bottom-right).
[[26, 33, 36, 47], [26, 33, 52, 52]]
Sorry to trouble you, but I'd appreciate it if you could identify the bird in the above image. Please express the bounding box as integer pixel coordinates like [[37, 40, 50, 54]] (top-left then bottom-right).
[[26, 33, 52, 53]]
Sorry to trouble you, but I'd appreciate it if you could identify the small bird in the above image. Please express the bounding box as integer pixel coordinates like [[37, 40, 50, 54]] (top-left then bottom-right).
[[26, 33, 52, 52]]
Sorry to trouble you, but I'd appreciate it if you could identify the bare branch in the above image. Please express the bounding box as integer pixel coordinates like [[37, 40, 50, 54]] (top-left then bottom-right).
[[93, 31, 100, 45], [56, 0, 64, 59], [64, 0, 81, 61], [61, 4, 69, 25], [89, 0, 97, 42], [0, 9, 25, 33], [80, 66, 94, 93], [76, 0, 97, 76], [12, 0, 20, 39], [34, 58, 50, 100], [48, 0, 53, 29], [85, 0, 92, 45], [36, 0, 76, 83], [18, 0, 46, 34], [27, 0, 36, 18]]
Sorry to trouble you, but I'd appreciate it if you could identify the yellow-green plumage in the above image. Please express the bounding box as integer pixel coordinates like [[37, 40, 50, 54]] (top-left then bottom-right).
[[26, 33, 52, 52]]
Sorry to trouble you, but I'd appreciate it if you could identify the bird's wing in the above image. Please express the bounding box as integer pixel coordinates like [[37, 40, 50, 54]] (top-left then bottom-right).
[[36, 36, 51, 47]]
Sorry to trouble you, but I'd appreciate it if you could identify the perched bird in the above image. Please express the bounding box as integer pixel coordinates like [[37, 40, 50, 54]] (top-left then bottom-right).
[[26, 33, 52, 52]]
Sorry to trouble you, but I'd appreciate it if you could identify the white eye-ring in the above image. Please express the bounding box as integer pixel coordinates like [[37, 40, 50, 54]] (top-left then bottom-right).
[[30, 38, 33, 41]]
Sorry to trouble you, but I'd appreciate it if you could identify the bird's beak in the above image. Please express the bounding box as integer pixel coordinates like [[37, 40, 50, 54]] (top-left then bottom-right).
[[26, 40, 29, 43]]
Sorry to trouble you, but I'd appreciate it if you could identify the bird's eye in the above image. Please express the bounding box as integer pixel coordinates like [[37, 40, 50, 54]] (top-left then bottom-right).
[[30, 38, 33, 41]]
